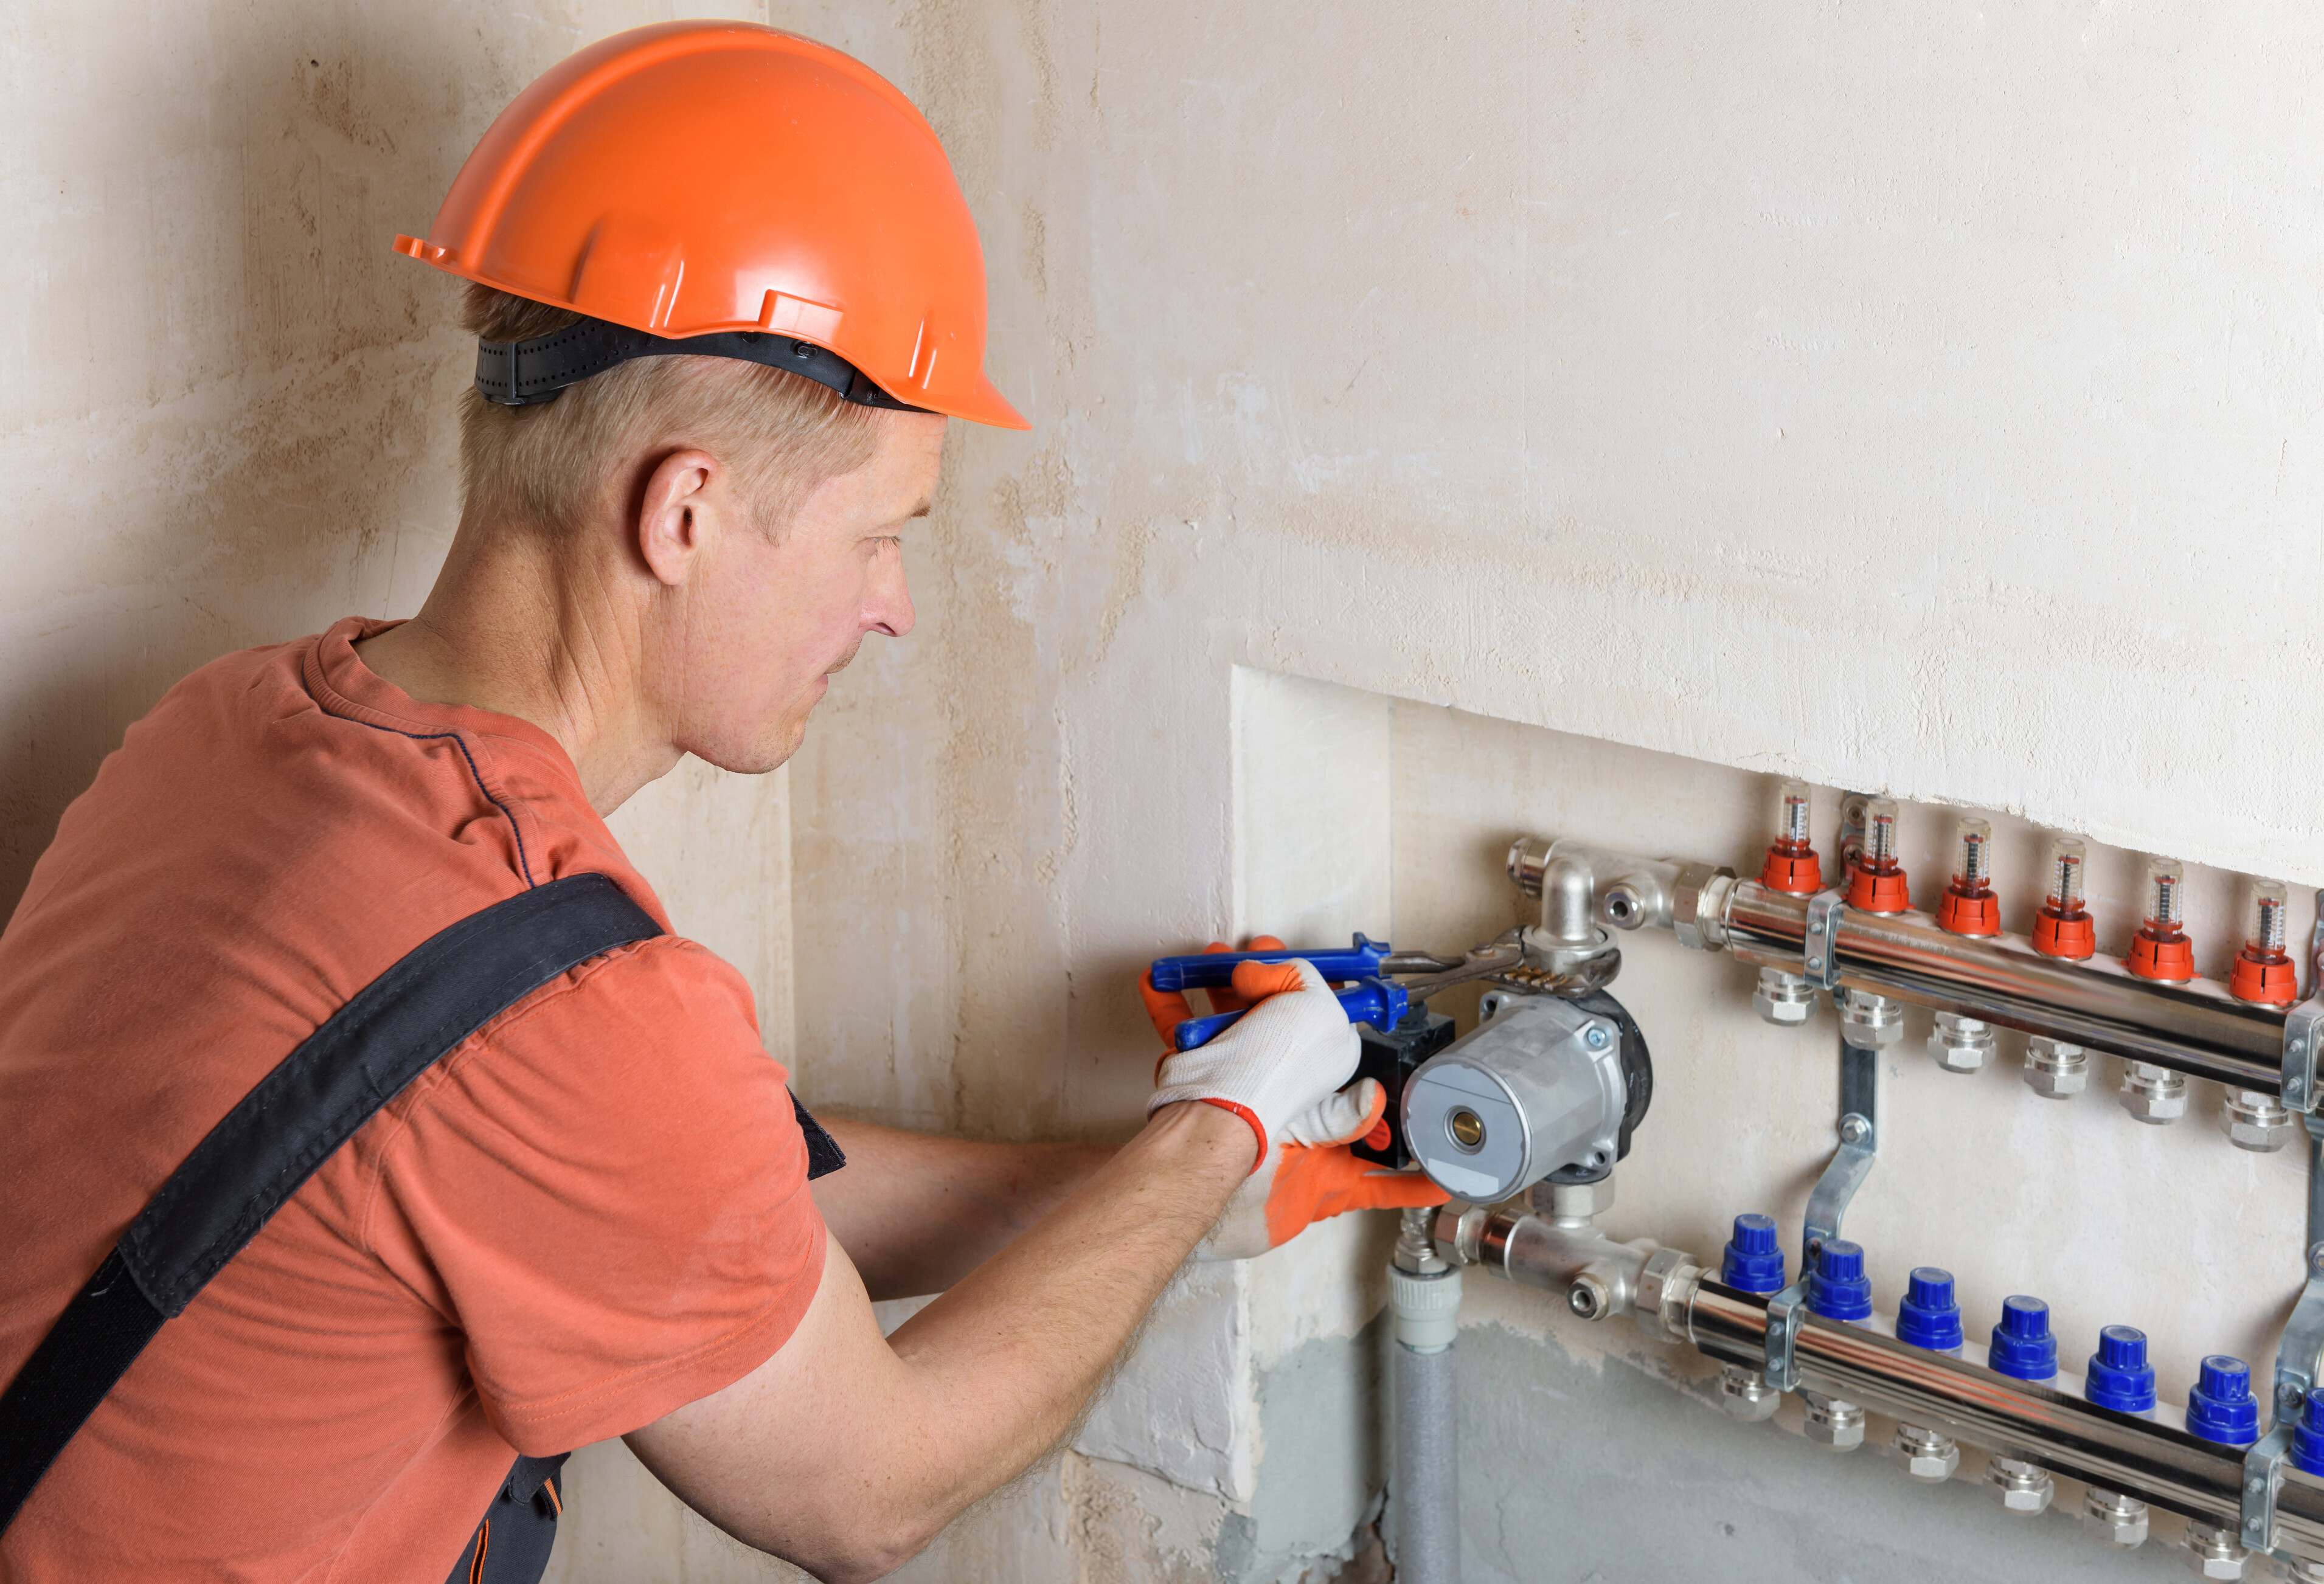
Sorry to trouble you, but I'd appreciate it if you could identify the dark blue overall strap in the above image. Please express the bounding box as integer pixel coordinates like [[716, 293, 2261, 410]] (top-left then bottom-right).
[[0, 872, 664, 1532]]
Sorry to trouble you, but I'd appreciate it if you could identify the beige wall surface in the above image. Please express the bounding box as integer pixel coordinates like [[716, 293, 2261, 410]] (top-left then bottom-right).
[[785, 1, 2324, 1580], [11, 1, 2323, 1582]]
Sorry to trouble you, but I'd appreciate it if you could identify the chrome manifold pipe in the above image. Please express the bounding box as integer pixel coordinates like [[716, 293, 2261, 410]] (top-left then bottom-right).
[[1722, 879, 2289, 1092], [1510, 835, 2294, 1095], [1438, 1204, 2324, 1567]]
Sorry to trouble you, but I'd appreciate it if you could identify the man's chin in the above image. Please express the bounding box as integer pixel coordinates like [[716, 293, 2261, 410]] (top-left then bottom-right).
[[681, 714, 809, 778]]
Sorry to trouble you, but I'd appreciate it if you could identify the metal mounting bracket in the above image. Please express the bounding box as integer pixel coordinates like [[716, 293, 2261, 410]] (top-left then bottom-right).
[[1802, 889, 1847, 991], [2286, 893, 2324, 1114], [2244, 1112, 2324, 1556], [1805, 1036, 1880, 1262], [1764, 1283, 1809, 1392], [2287, 1002, 2323, 1115], [1835, 794, 1870, 886], [1766, 1032, 1881, 1395]]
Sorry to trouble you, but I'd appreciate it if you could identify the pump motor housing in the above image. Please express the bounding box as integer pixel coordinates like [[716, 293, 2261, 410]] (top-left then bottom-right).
[[1402, 990, 1651, 1203]]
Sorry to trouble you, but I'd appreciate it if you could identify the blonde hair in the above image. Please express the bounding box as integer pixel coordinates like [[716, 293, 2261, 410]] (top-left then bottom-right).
[[456, 286, 884, 538]]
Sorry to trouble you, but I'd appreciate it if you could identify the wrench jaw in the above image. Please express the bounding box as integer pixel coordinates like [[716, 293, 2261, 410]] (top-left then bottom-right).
[[1389, 930, 1528, 1002]]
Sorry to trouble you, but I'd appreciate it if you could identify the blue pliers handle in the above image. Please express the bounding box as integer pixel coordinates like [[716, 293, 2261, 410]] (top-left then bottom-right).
[[1153, 932, 1410, 1052], [1148, 933, 1392, 992], [1170, 978, 1409, 1052]]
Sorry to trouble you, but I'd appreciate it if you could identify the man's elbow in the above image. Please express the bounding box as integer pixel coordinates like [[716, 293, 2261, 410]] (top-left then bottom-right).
[[786, 1509, 947, 1584]]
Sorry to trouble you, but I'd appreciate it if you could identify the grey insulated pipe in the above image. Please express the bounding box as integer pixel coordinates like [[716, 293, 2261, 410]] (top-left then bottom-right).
[[1390, 1205, 1460, 1584]]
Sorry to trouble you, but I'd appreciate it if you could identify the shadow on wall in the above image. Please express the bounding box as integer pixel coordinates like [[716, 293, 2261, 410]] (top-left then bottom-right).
[[0, 2, 581, 913]]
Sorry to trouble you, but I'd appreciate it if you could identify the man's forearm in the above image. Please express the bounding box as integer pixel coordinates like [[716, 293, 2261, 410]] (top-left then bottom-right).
[[630, 1101, 1250, 1582], [875, 1102, 1249, 1513], [812, 1119, 1112, 1301]]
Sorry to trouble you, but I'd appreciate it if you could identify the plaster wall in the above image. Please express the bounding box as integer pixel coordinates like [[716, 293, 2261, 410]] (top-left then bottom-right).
[[781, 1, 2324, 1580], [12, 1, 2324, 1582]]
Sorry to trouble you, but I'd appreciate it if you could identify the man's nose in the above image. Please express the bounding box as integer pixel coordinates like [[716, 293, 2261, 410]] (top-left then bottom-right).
[[867, 556, 915, 639]]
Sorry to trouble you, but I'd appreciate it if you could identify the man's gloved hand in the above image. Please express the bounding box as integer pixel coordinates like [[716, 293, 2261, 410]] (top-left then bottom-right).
[[1142, 938, 1449, 1261]]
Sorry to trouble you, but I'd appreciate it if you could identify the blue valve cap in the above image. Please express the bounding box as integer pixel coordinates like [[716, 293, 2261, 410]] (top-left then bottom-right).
[[2292, 1388, 2324, 1478], [2187, 1355, 2261, 1447], [1895, 1267, 1964, 1351], [1805, 1239, 1873, 1322], [1989, 1295, 2058, 1382], [2084, 1325, 2157, 1413], [1720, 1214, 1787, 1296]]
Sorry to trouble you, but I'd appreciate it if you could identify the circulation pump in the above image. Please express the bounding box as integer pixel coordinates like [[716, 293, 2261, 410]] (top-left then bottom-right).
[[1401, 989, 1652, 1203]]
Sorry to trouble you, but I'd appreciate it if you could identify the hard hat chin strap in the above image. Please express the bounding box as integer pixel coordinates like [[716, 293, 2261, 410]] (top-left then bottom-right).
[[474, 316, 932, 414]]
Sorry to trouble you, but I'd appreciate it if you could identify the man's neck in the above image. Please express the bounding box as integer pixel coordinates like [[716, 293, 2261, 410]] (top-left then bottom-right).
[[354, 519, 681, 817]]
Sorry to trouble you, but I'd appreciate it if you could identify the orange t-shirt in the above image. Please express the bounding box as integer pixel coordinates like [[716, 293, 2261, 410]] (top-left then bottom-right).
[[0, 619, 826, 1581]]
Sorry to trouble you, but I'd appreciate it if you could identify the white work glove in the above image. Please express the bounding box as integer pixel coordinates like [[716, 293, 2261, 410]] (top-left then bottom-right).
[[1146, 957, 1363, 1169], [1140, 944, 1450, 1261]]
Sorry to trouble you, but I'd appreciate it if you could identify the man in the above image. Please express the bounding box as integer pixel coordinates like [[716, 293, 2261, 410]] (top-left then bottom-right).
[[0, 22, 1438, 1582]]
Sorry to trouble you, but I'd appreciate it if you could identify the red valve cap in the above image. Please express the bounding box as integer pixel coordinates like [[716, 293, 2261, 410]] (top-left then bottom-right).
[[2126, 933, 2194, 983], [2230, 955, 2298, 1006], [1935, 891, 2001, 936], [1760, 847, 1823, 896], [2031, 911, 2094, 960]]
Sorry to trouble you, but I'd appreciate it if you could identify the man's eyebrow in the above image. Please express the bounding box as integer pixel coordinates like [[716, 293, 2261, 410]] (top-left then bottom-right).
[[906, 499, 932, 519]]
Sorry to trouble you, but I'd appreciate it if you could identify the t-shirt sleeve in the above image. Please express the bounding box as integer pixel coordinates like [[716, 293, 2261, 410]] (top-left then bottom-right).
[[361, 936, 826, 1455]]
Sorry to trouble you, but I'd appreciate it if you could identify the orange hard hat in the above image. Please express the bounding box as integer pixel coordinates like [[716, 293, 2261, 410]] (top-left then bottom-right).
[[394, 21, 1027, 430]]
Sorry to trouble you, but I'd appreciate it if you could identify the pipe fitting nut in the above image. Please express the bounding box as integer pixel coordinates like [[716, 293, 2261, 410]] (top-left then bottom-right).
[[1567, 1270, 1612, 1322], [1632, 1248, 1699, 1345], [1671, 863, 1733, 952], [1752, 968, 1817, 1027], [1529, 1174, 1616, 1224], [1892, 1424, 1959, 1484], [2223, 1090, 2298, 1153], [1837, 989, 1907, 1050], [1720, 1363, 1780, 1422], [1800, 1393, 1865, 1450], [2121, 1062, 2189, 1125], [2083, 1488, 2149, 1549], [1507, 835, 1552, 898], [1986, 1457, 2053, 1516], [2182, 1523, 2252, 1580], [2024, 1037, 2089, 1099], [1440, 1203, 1491, 1268], [1928, 1012, 1996, 1074]]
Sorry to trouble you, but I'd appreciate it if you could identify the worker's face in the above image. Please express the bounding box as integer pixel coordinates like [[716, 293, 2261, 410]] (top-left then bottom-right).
[[664, 409, 940, 774]]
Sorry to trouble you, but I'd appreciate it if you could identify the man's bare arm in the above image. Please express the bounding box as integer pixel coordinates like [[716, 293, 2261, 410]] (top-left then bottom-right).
[[626, 1102, 1247, 1583], [810, 1118, 1112, 1301]]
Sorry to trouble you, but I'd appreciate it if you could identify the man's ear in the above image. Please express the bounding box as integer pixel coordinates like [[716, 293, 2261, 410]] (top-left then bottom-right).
[[635, 448, 722, 587]]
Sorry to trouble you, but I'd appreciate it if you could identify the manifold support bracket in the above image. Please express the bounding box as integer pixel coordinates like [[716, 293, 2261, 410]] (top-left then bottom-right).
[[1766, 1029, 1879, 1393], [2244, 1112, 2324, 1557]]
